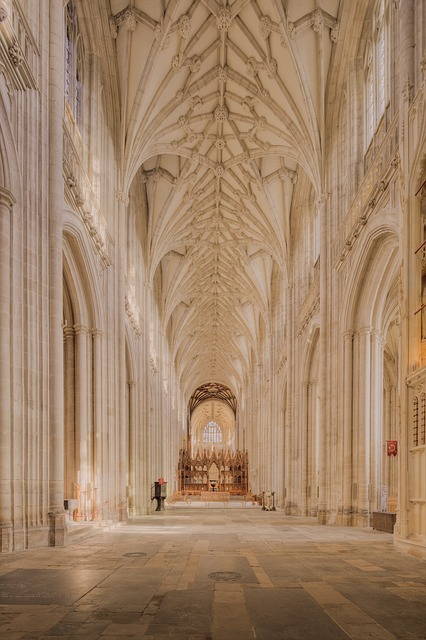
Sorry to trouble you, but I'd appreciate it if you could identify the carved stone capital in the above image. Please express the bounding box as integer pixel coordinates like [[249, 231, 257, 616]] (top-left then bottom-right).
[[316, 193, 329, 210], [116, 190, 129, 206], [73, 323, 89, 335]]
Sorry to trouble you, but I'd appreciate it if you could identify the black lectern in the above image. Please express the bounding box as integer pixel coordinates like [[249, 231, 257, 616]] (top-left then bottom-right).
[[152, 480, 167, 511]]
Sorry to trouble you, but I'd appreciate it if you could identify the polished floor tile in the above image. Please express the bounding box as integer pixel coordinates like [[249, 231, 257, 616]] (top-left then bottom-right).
[[0, 509, 425, 639]]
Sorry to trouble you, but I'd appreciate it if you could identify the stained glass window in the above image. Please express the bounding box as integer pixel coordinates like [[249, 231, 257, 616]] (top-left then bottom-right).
[[65, 2, 84, 129], [203, 421, 223, 444]]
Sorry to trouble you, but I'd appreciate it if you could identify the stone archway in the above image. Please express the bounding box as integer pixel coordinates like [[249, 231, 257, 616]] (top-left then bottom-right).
[[341, 225, 400, 526], [62, 227, 104, 522]]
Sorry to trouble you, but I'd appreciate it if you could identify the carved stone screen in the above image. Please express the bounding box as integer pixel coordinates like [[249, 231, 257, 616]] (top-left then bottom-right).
[[178, 448, 248, 494]]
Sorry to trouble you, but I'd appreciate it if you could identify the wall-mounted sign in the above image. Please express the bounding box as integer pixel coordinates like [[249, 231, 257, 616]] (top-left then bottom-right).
[[387, 440, 397, 456]]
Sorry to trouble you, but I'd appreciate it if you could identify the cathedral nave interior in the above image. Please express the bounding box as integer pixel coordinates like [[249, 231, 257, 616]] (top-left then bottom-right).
[[0, 0, 425, 564]]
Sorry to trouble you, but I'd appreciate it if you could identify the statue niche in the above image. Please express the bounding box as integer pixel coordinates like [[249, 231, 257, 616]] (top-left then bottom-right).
[[209, 461, 219, 491]]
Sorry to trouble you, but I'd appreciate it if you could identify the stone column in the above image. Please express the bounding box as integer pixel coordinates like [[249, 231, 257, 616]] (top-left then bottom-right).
[[370, 329, 384, 513], [356, 327, 372, 527], [284, 283, 294, 514], [141, 282, 152, 514], [300, 381, 308, 515], [128, 380, 136, 515], [48, 0, 66, 546], [0, 187, 15, 552], [63, 326, 75, 500], [74, 324, 89, 519], [317, 194, 328, 523], [342, 330, 354, 525], [116, 191, 128, 521], [396, 0, 415, 544], [310, 380, 319, 516], [390, 385, 398, 498], [92, 329, 103, 519]]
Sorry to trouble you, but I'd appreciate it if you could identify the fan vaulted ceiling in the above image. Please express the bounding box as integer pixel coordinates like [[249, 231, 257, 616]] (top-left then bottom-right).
[[109, 0, 341, 399]]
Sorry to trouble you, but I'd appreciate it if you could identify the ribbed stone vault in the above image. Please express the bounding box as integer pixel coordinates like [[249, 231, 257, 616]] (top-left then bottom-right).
[[110, 0, 341, 397]]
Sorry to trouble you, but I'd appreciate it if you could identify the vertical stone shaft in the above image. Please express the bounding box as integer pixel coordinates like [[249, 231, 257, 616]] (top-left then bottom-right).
[[0, 188, 15, 552], [343, 330, 354, 523], [48, 0, 65, 545], [92, 330, 103, 518], [317, 196, 328, 523]]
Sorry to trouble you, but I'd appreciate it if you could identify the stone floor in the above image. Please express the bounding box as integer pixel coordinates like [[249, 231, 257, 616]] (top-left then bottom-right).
[[0, 508, 425, 639]]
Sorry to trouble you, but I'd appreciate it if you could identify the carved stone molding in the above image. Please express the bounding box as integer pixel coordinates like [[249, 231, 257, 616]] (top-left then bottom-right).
[[214, 104, 229, 122], [110, 5, 160, 38], [216, 8, 232, 34], [0, 186, 16, 208], [258, 16, 270, 39], [179, 14, 191, 39], [125, 291, 142, 337], [312, 8, 324, 33], [246, 56, 277, 78], [8, 40, 23, 67], [287, 9, 338, 43], [278, 167, 297, 184], [421, 50, 426, 78], [0, 2, 8, 22], [316, 193, 329, 210], [115, 190, 129, 206], [0, 2, 37, 90], [402, 76, 413, 104], [63, 125, 113, 269]]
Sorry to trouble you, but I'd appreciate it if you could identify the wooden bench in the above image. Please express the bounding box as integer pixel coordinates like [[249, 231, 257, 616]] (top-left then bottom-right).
[[200, 491, 230, 507]]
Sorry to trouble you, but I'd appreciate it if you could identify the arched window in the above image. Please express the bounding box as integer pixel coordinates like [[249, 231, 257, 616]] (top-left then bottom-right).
[[364, 0, 390, 150], [365, 53, 374, 144], [65, 2, 84, 129], [203, 420, 223, 444]]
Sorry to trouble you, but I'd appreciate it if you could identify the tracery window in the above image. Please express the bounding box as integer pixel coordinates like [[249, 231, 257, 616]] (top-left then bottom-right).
[[203, 421, 223, 444], [364, 0, 390, 150], [65, 1, 84, 128]]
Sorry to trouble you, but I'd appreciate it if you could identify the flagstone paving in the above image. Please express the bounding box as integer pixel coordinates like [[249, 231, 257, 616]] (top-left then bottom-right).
[[0, 510, 425, 639]]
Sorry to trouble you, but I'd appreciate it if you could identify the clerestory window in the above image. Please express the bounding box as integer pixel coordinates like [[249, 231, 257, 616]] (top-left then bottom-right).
[[65, 1, 84, 129], [364, 0, 390, 150]]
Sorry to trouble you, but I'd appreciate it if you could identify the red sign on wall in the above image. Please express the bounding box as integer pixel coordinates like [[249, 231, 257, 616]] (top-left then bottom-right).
[[387, 440, 397, 456]]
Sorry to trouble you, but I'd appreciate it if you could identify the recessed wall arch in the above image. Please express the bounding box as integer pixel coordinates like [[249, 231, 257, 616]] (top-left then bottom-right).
[[0, 76, 20, 194], [300, 324, 320, 517], [341, 213, 400, 332], [339, 211, 400, 525], [62, 212, 106, 520], [63, 211, 104, 330]]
